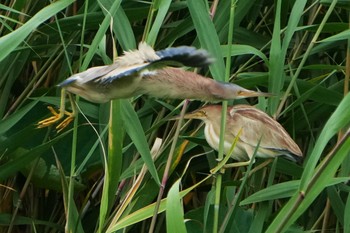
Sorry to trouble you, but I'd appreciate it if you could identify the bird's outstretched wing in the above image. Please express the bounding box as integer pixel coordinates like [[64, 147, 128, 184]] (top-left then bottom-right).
[[155, 46, 214, 67], [97, 44, 213, 85], [58, 65, 115, 87], [59, 43, 212, 87]]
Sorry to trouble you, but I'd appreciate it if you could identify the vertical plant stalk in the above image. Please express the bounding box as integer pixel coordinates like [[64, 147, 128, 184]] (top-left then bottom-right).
[[66, 97, 79, 231], [65, 1, 90, 230], [213, 1, 236, 233], [99, 15, 126, 232], [321, 199, 331, 232], [140, 4, 166, 229], [339, 10, 350, 178], [7, 157, 42, 233], [219, 144, 260, 233], [345, 12, 350, 96], [107, 153, 150, 228], [106, 138, 161, 231], [59, 9, 84, 233], [340, 11, 350, 137], [78, 0, 89, 69], [148, 100, 189, 233], [142, 0, 157, 43], [209, 0, 219, 19]]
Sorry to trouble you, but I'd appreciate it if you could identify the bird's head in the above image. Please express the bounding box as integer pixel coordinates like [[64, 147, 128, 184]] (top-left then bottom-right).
[[216, 82, 272, 100], [180, 105, 223, 123], [169, 105, 222, 123]]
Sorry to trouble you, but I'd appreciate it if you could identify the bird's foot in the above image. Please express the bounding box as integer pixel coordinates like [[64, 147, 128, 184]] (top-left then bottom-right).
[[37, 106, 74, 132]]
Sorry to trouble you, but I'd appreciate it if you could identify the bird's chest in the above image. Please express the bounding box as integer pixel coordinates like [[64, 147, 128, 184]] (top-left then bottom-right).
[[204, 124, 232, 153], [204, 123, 247, 161]]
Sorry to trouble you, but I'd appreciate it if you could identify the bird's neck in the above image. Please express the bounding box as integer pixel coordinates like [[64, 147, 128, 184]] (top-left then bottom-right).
[[140, 68, 234, 101], [204, 122, 220, 152]]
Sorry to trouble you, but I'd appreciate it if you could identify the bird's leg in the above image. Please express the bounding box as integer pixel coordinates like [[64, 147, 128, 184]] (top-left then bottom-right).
[[55, 93, 76, 132], [37, 89, 75, 131]]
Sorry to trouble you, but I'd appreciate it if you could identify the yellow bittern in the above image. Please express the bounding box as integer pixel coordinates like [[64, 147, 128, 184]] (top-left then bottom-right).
[[38, 43, 270, 131], [182, 105, 302, 165]]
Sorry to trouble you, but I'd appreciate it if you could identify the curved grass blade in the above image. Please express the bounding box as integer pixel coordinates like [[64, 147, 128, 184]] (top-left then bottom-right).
[[220, 44, 269, 68], [266, 94, 350, 232], [120, 100, 160, 185], [0, 100, 38, 135], [241, 177, 349, 205], [0, 0, 74, 62], [106, 173, 212, 232]]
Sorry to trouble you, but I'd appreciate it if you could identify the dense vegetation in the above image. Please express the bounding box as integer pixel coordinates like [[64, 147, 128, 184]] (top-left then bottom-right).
[[1, 0, 350, 232]]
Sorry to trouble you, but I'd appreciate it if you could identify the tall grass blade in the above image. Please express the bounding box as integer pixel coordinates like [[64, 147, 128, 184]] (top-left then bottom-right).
[[187, 0, 225, 81], [120, 100, 160, 185], [166, 179, 187, 233], [147, 0, 172, 46], [82, 0, 121, 69], [268, 0, 283, 114]]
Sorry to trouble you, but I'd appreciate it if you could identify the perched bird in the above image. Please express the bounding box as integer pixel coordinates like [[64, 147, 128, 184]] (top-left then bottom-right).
[[38, 43, 270, 131], [181, 105, 302, 165]]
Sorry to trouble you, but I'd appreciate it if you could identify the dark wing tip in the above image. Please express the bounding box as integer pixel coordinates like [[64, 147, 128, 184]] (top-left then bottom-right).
[[156, 46, 214, 67], [57, 78, 77, 87], [282, 152, 303, 164]]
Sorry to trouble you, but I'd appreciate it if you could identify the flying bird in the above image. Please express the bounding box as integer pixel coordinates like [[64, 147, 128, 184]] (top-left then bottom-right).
[[38, 43, 270, 131]]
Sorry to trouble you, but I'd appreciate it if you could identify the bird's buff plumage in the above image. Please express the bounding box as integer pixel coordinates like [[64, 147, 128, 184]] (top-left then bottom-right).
[[182, 105, 302, 163], [58, 43, 269, 103], [38, 43, 271, 131], [57, 43, 215, 103]]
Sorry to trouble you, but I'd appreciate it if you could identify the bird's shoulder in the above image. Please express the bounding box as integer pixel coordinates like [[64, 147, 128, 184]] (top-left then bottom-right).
[[227, 105, 295, 150]]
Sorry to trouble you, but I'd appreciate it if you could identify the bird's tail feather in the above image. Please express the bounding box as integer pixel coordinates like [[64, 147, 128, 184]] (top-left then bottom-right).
[[282, 152, 303, 164]]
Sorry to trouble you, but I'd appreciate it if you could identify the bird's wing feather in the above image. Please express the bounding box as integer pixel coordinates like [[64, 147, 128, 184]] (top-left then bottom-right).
[[58, 43, 156, 87], [96, 45, 213, 85], [58, 65, 118, 87], [97, 64, 151, 84], [59, 43, 213, 87], [155, 46, 213, 67], [228, 105, 302, 157]]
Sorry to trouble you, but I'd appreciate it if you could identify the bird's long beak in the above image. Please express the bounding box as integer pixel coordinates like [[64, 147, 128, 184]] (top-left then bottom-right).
[[237, 89, 273, 98], [169, 111, 202, 121]]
